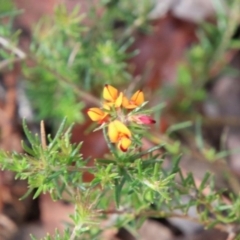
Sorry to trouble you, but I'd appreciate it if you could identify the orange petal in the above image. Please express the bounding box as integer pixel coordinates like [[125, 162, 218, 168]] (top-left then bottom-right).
[[118, 136, 131, 152], [131, 90, 144, 106], [122, 95, 130, 108], [123, 103, 138, 109], [103, 84, 118, 102], [87, 108, 106, 122]]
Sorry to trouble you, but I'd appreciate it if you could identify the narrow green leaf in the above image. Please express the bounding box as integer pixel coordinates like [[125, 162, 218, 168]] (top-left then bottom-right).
[[21, 140, 37, 156], [195, 117, 204, 150], [166, 121, 192, 134], [130, 144, 165, 161], [19, 187, 34, 200], [153, 162, 160, 180], [199, 172, 211, 191], [48, 118, 67, 150], [184, 199, 196, 214], [170, 155, 182, 174], [137, 159, 142, 177], [47, 171, 62, 181], [22, 119, 36, 145], [207, 220, 220, 229], [91, 178, 101, 188], [159, 190, 171, 201], [142, 159, 163, 168], [96, 159, 117, 165], [106, 163, 113, 174], [114, 176, 125, 208], [70, 142, 83, 157], [121, 168, 132, 181], [162, 173, 175, 183], [33, 186, 43, 199], [30, 234, 37, 240], [184, 172, 197, 188]]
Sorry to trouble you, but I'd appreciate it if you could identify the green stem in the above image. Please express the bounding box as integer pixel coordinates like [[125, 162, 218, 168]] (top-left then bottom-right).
[[131, 144, 165, 161]]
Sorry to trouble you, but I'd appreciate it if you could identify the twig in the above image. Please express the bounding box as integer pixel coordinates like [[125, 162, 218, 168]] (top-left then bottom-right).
[[69, 224, 82, 240], [226, 232, 236, 240], [98, 208, 236, 236], [0, 36, 26, 70], [0, 36, 26, 59], [68, 43, 80, 67], [98, 208, 202, 225], [0, 58, 24, 70], [40, 120, 47, 150], [56, 166, 96, 172]]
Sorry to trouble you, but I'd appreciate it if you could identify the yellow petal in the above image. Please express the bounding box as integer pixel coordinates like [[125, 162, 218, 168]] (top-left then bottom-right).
[[113, 120, 131, 138], [131, 90, 144, 106], [108, 121, 119, 143], [118, 136, 131, 152], [87, 108, 105, 121], [102, 102, 111, 110], [103, 84, 118, 102], [115, 92, 123, 108], [108, 120, 131, 143]]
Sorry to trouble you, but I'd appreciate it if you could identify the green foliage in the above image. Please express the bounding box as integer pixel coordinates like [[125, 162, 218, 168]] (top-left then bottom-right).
[[0, 119, 85, 200], [30, 229, 71, 240], [0, 0, 15, 16], [187, 0, 240, 83], [0, 3, 22, 71], [158, 0, 240, 116], [1, 0, 240, 239], [0, 118, 239, 239], [22, 1, 152, 124]]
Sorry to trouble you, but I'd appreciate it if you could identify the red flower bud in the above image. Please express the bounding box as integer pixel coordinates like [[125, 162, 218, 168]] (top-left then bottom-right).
[[130, 115, 156, 125]]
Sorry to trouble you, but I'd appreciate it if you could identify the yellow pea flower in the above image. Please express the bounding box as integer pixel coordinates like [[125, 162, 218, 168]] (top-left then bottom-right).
[[117, 136, 132, 152], [122, 90, 144, 109], [103, 84, 118, 102], [87, 108, 109, 124], [103, 84, 123, 108], [108, 120, 132, 152]]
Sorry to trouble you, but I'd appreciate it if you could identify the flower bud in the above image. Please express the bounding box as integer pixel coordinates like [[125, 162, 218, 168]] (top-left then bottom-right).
[[130, 114, 156, 125]]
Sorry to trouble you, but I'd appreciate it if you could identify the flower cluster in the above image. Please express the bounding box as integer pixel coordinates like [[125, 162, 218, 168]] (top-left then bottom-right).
[[87, 84, 155, 152]]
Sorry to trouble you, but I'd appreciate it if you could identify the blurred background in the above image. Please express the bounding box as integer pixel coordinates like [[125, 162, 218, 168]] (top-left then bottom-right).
[[0, 0, 240, 239]]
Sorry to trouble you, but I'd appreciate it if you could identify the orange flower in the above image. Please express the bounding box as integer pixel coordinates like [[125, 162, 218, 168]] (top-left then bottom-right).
[[122, 90, 144, 109], [103, 84, 123, 108], [108, 120, 132, 152], [87, 108, 109, 124]]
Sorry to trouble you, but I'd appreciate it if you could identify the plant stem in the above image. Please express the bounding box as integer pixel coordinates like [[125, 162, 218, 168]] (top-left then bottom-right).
[[98, 208, 235, 235], [70, 224, 82, 240]]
